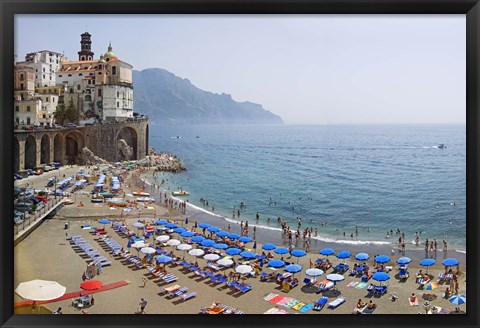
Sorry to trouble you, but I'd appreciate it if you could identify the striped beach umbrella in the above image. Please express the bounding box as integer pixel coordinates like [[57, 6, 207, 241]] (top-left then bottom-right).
[[449, 294, 466, 306], [423, 282, 439, 291]]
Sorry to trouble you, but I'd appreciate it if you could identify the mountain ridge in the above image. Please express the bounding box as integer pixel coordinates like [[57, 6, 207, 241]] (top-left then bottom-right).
[[132, 68, 284, 125]]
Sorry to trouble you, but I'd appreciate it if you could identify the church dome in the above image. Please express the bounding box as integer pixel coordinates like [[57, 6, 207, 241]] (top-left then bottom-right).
[[104, 42, 117, 59]]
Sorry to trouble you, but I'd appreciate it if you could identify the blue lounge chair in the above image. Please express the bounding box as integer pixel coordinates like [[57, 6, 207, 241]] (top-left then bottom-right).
[[313, 297, 328, 311], [180, 292, 197, 301], [168, 287, 188, 298]]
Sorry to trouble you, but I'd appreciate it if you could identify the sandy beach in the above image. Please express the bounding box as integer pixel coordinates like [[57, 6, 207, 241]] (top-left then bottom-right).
[[14, 165, 467, 315]]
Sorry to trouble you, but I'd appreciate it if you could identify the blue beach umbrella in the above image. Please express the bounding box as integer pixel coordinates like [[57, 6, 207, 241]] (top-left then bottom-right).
[[274, 247, 289, 255], [355, 253, 370, 261], [226, 248, 242, 256], [239, 236, 252, 243], [262, 243, 277, 251], [198, 223, 210, 229], [397, 257, 412, 265], [155, 219, 168, 225], [98, 219, 111, 224], [442, 258, 459, 267], [320, 248, 335, 256], [201, 239, 215, 247], [375, 255, 391, 264], [268, 259, 285, 268], [336, 251, 352, 261], [156, 255, 173, 264], [191, 236, 205, 243], [216, 231, 229, 238], [291, 249, 307, 263], [207, 226, 221, 233], [173, 227, 187, 234], [372, 272, 390, 282], [181, 231, 195, 238], [449, 294, 466, 306], [165, 223, 177, 229], [240, 251, 256, 259], [213, 243, 228, 250], [285, 264, 302, 274], [227, 233, 240, 239], [419, 258, 436, 274]]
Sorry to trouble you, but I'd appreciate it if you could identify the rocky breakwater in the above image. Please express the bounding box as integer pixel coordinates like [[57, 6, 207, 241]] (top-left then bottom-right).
[[144, 147, 186, 173]]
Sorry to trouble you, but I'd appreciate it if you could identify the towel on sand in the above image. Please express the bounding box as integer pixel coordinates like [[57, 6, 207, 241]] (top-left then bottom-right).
[[264, 293, 278, 301], [298, 304, 314, 313], [292, 302, 306, 311], [284, 299, 300, 308], [347, 281, 358, 287], [355, 282, 367, 289], [277, 297, 292, 306], [268, 295, 285, 304]]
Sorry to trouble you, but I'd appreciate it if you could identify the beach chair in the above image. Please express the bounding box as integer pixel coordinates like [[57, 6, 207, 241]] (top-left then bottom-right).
[[180, 291, 197, 302], [210, 274, 223, 283], [366, 285, 375, 296], [161, 284, 181, 295], [374, 286, 387, 296], [216, 276, 228, 284], [237, 284, 252, 293], [313, 297, 328, 311], [399, 270, 409, 280], [362, 272, 372, 282], [188, 265, 199, 272], [164, 275, 178, 283], [328, 297, 346, 310], [316, 280, 334, 293], [168, 287, 188, 298]]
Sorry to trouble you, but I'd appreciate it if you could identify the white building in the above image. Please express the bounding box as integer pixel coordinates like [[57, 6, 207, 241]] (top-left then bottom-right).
[[23, 50, 63, 88]]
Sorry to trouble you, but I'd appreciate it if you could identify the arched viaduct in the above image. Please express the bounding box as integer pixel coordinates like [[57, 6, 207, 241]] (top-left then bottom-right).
[[14, 119, 149, 171]]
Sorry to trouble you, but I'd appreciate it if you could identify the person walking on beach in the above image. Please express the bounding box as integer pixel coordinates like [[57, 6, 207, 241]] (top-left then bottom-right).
[[139, 298, 148, 314], [443, 240, 448, 252], [142, 277, 147, 288], [434, 239, 438, 251], [314, 228, 318, 237], [424, 239, 429, 252]]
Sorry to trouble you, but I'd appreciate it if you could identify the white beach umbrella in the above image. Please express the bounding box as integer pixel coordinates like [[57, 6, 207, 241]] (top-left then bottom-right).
[[15, 280, 66, 301], [326, 274, 345, 282], [132, 222, 145, 228], [203, 253, 220, 261], [188, 249, 205, 257], [166, 239, 181, 247], [156, 235, 170, 242], [217, 258, 234, 267], [306, 268, 324, 277], [140, 247, 156, 255], [177, 244, 193, 251], [131, 241, 146, 248], [235, 265, 253, 274]]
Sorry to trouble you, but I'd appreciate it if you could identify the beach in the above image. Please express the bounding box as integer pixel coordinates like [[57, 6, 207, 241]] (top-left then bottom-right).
[[13, 164, 467, 315]]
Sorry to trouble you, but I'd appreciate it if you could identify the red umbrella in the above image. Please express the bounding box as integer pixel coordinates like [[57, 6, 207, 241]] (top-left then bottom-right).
[[80, 280, 103, 290]]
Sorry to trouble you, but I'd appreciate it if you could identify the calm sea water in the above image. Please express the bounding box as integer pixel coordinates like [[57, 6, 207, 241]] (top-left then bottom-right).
[[146, 124, 466, 251]]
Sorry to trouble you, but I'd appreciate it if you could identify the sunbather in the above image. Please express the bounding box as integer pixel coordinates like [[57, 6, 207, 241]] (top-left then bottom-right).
[[367, 300, 376, 309], [357, 299, 366, 308], [409, 293, 419, 306]]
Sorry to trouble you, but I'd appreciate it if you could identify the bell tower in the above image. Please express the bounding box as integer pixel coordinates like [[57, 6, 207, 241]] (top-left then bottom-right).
[[78, 32, 94, 61]]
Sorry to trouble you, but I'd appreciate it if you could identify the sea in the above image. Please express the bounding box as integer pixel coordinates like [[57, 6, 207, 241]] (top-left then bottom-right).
[[145, 124, 466, 253]]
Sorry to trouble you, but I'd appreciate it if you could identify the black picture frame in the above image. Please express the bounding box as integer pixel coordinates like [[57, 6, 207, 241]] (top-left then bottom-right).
[[1, 1, 478, 328]]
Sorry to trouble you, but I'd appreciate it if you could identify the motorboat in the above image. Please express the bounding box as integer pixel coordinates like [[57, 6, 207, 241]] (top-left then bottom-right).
[[438, 144, 447, 149], [172, 190, 189, 196], [108, 198, 129, 207], [136, 197, 155, 202], [133, 191, 150, 197]]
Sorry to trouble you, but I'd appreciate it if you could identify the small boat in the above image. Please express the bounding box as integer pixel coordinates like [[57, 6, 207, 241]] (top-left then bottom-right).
[[99, 192, 114, 198], [91, 198, 104, 203], [136, 197, 155, 202], [438, 144, 447, 149], [133, 191, 150, 197], [108, 198, 129, 207], [172, 190, 189, 196]]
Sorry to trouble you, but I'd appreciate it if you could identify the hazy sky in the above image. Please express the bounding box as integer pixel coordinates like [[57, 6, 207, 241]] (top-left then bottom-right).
[[15, 15, 466, 125]]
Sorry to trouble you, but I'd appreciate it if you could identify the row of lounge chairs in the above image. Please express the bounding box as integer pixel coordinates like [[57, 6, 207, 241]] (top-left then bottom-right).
[[367, 285, 388, 296], [160, 284, 197, 301], [200, 303, 245, 314], [226, 280, 253, 293], [68, 235, 111, 266], [312, 296, 346, 311]]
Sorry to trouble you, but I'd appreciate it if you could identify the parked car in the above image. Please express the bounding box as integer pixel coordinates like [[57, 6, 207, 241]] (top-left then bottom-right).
[[14, 210, 31, 220], [43, 165, 53, 172], [34, 169, 44, 175], [14, 202, 33, 213], [34, 195, 48, 203], [14, 173, 23, 180], [26, 169, 34, 176], [18, 189, 35, 198], [65, 123, 78, 128], [35, 203, 45, 212], [50, 162, 61, 169], [27, 197, 40, 205], [52, 124, 63, 129], [23, 126, 34, 131], [14, 187, 25, 198]]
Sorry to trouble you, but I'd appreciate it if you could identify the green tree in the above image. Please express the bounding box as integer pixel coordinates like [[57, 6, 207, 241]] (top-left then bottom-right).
[[65, 98, 80, 124], [53, 103, 67, 126]]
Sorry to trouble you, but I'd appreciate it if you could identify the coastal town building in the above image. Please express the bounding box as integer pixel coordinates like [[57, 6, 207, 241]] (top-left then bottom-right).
[[56, 32, 134, 122]]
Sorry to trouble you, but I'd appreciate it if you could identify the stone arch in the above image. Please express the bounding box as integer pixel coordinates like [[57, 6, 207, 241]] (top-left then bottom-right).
[[116, 126, 138, 160], [53, 133, 64, 164], [40, 134, 51, 164], [14, 137, 20, 172], [25, 134, 36, 169], [64, 130, 85, 164]]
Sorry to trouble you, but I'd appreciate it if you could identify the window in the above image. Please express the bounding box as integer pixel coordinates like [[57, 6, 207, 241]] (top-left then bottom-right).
[[16, 118, 19, 124], [112, 66, 116, 75], [98, 72, 102, 75], [43, 114, 46, 118], [58, 74, 63, 77], [20, 73, 24, 80], [52, 97, 55, 102], [70, 88, 74, 93], [27, 106, 31, 112], [43, 68, 45, 72], [117, 91, 119, 97], [68, 74, 72, 77], [36, 69, 38, 72], [98, 89, 102, 97], [20, 83, 24, 90], [79, 73, 83, 76], [46, 97, 49, 102], [15, 106, 19, 112], [77, 85, 81, 90], [43, 75, 45, 79], [117, 102, 120, 108], [27, 118, 31, 124]]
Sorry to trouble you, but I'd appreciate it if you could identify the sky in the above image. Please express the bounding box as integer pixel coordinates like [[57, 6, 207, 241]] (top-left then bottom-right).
[[15, 15, 466, 125]]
